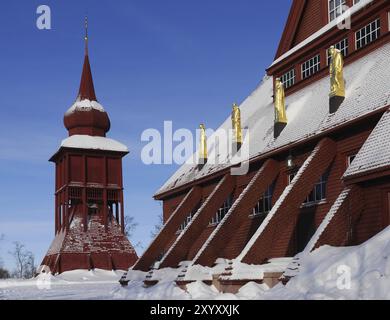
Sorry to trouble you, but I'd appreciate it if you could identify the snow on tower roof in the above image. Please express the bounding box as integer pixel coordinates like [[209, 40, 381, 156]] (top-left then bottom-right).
[[60, 135, 128, 153], [344, 109, 390, 179], [155, 41, 390, 197], [65, 99, 106, 115]]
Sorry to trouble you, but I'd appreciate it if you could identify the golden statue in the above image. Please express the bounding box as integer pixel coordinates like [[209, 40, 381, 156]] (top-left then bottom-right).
[[199, 124, 208, 163], [329, 46, 345, 98], [232, 103, 243, 144], [274, 78, 287, 124]]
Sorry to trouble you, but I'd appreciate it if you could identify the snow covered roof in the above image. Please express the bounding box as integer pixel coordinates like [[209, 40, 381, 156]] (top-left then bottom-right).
[[269, 0, 374, 68], [344, 110, 390, 180], [156, 41, 390, 197], [65, 99, 105, 116], [60, 135, 128, 153]]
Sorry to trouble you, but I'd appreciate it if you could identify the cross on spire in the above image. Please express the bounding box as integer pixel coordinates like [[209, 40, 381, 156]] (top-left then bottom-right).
[[78, 16, 97, 101], [84, 16, 89, 55]]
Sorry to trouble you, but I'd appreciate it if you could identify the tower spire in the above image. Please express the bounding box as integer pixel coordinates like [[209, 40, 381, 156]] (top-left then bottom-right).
[[78, 16, 97, 101], [64, 16, 110, 137]]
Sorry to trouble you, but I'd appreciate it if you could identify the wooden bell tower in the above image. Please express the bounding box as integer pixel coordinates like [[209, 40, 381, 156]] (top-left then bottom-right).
[[40, 21, 138, 274]]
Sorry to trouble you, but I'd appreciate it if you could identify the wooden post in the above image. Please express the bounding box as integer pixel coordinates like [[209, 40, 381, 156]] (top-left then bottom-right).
[[103, 156, 108, 231], [103, 189, 108, 231], [55, 193, 58, 234], [120, 192, 125, 234], [82, 155, 88, 232], [60, 191, 63, 231], [65, 188, 69, 231], [83, 188, 87, 232]]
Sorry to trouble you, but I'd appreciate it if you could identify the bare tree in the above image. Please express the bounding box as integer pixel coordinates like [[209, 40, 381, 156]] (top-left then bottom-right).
[[0, 235, 10, 279], [24, 252, 36, 279], [124, 216, 138, 239], [124, 216, 143, 250], [0, 234, 4, 268], [9, 242, 36, 279], [150, 213, 164, 239], [0, 267, 10, 279]]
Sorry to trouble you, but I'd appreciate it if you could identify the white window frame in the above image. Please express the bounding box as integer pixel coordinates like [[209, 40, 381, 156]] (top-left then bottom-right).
[[388, 12, 390, 32], [347, 154, 357, 167], [210, 195, 233, 226], [326, 38, 349, 65], [355, 19, 381, 50], [288, 172, 296, 185], [328, 0, 347, 22], [252, 185, 274, 217], [178, 203, 201, 233], [301, 54, 321, 80], [280, 69, 296, 89], [303, 172, 329, 206]]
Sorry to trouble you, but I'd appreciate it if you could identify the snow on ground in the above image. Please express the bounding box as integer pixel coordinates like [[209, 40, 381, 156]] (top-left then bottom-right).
[[0, 269, 126, 300], [263, 226, 390, 300], [1, 227, 390, 299], [221, 258, 293, 281]]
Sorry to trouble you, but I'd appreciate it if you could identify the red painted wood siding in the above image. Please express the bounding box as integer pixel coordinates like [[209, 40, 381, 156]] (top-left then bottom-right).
[[293, 0, 327, 46]]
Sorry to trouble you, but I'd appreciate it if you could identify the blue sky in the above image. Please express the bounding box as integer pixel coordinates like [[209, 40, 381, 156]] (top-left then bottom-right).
[[0, 0, 291, 270]]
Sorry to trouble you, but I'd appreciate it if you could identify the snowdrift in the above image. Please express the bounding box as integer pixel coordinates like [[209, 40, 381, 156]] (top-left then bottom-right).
[[265, 226, 390, 300]]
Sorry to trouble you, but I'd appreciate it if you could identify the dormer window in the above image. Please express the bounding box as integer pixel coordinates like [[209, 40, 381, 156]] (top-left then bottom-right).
[[280, 69, 296, 89], [327, 38, 349, 65], [329, 0, 347, 22], [356, 19, 381, 50], [301, 54, 321, 80]]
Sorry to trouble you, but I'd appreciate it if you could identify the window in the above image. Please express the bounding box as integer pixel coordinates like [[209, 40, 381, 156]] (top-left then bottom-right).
[[178, 203, 201, 233], [347, 154, 357, 167], [329, 0, 347, 22], [288, 172, 297, 185], [388, 12, 390, 32], [301, 55, 321, 80], [327, 38, 349, 65], [353, 0, 361, 4], [210, 195, 233, 226], [280, 69, 296, 89], [252, 184, 275, 217], [356, 19, 381, 50], [303, 171, 330, 205], [178, 213, 194, 233]]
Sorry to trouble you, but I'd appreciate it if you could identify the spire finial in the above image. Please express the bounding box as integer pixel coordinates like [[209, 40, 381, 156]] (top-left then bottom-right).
[[84, 16, 89, 55]]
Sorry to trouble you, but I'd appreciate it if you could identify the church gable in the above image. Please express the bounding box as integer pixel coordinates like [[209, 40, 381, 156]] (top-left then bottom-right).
[[292, 0, 327, 47], [276, 0, 333, 58]]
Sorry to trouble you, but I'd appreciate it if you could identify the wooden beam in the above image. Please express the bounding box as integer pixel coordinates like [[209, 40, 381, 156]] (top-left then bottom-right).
[[240, 138, 337, 265], [133, 186, 202, 271], [193, 159, 280, 267], [159, 174, 236, 269]]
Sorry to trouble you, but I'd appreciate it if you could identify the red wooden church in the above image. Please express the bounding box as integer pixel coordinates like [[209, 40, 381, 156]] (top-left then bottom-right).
[[40, 27, 138, 274], [126, 0, 390, 289]]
